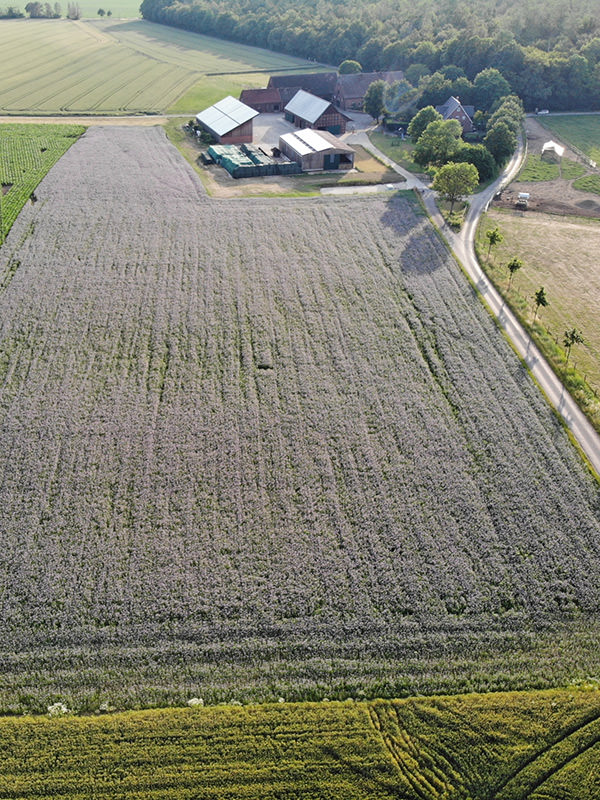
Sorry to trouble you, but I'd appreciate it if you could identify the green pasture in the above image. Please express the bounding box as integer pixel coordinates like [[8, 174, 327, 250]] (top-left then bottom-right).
[[518, 154, 560, 181], [574, 173, 600, 195], [368, 130, 421, 173], [0, 19, 316, 114], [2, 689, 599, 799], [518, 154, 586, 182], [538, 113, 600, 164], [0, 123, 84, 242]]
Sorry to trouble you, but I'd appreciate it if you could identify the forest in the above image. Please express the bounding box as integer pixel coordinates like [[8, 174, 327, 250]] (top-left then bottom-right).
[[139, 0, 600, 111]]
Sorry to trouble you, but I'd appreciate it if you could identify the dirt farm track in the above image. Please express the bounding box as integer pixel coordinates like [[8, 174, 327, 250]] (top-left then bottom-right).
[[0, 115, 170, 126]]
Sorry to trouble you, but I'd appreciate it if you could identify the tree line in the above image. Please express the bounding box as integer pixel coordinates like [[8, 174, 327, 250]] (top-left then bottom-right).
[[0, 2, 112, 16], [139, 0, 600, 111]]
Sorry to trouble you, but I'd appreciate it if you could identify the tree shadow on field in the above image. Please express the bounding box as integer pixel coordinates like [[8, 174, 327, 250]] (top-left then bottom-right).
[[398, 228, 444, 276], [380, 197, 443, 276]]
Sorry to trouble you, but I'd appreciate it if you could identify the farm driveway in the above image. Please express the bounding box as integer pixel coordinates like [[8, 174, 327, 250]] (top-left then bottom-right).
[[0, 115, 169, 125], [252, 113, 296, 148]]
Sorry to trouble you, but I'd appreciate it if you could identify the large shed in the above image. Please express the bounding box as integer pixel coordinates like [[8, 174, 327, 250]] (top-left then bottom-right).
[[267, 72, 337, 104], [279, 129, 355, 171], [239, 88, 282, 113], [195, 96, 259, 144], [284, 90, 351, 136], [334, 71, 405, 111]]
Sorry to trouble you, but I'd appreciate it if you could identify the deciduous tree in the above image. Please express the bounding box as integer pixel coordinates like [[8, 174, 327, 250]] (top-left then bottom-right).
[[473, 67, 511, 111], [339, 59, 361, 74], [454, 143, 496, 182], [533, 286, 548, 322], [413, 118, 462, 167], [485, 226, 503, 261], [506, 256, 523, 289], [432, 161, 479, 212], [363, 80, 386, 122], [407, 105, 442, 142], [484, 121, 517, 164], [563, 328, 584, 364]]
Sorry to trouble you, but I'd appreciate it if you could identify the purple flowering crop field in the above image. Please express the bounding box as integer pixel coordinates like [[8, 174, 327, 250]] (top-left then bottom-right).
[[0, 126, 599, 713]]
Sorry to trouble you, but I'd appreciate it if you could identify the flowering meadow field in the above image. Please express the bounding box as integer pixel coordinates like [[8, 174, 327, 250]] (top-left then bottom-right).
[[0, 126, 600, 712]]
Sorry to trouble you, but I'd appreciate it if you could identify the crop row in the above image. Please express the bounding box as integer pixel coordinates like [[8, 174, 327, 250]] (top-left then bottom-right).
[[1, 690, 599, 799], [0, 126, 599, 712], [0, 19, 310, 114], [0, 124, 84, 242]]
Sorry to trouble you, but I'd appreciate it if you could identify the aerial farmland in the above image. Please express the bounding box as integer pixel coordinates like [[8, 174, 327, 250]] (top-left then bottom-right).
[[0, 18, 318, 114], [1, 126, 599, 718]]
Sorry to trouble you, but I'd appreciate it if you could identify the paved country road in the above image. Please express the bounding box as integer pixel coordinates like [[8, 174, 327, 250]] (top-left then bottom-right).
[[334, 127, 600, 477]]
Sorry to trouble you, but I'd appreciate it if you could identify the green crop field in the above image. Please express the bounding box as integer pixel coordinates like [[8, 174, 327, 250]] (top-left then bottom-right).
[[0, 123, 84, 242], [2, 689, 600, 799], [0, 19, 316, 114], [538, 114, 600, 164]]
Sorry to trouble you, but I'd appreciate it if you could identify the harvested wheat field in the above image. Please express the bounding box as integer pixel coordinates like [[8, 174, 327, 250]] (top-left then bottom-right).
[[0, 126, 599, 712]]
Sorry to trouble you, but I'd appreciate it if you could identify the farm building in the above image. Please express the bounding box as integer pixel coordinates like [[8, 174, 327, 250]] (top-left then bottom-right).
[[195, 96, 258, 144], [284, 90, 351, 135], [267, 72, 338, 104], [435, 96, 475, 134], [239, 88, 282, 113], [334, 70, 405, 110], [279, 129, 355, 171], [541, 140, 565, 161]]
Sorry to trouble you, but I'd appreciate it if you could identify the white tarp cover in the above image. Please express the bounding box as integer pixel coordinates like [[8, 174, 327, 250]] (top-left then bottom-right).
[[542, 140, 565, 157]]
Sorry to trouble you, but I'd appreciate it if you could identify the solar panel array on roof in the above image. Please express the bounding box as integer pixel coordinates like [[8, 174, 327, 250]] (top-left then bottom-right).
[[295, 129, 330, 152], [280, 130, 335, 155], [280, 132, 313, 156], [196, 96, 258, 136], [284, 89, 330, 124]]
